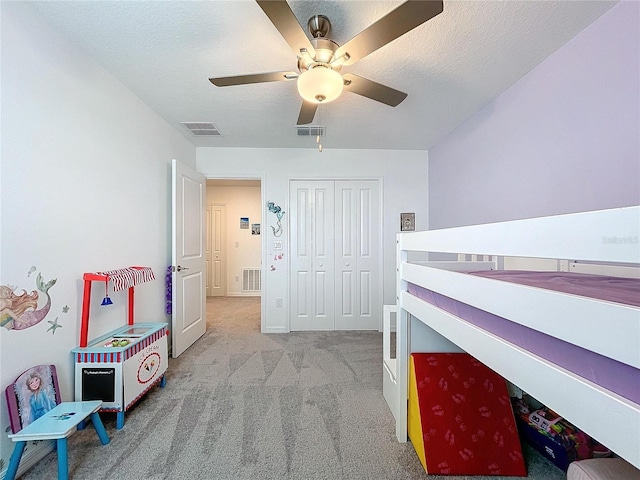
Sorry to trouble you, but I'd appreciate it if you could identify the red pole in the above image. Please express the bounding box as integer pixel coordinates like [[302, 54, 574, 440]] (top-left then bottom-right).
[[80, 279, 92, 347], [128, 286, 135, 325]]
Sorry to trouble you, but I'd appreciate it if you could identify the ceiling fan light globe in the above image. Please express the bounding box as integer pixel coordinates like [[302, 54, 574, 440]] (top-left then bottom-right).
[[297, 67, 343, 104]]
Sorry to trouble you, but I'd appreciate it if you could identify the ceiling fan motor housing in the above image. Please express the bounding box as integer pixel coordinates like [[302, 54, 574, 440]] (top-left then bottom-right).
[[298, 37, 341, 72]]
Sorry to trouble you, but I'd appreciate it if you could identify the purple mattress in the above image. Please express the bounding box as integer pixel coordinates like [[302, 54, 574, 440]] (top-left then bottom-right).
[[470, 270, 640, 307], [407, 271, 640, 405]]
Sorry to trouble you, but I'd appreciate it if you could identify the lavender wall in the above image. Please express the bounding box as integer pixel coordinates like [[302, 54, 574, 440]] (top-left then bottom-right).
[[429, 1, 639, 229]]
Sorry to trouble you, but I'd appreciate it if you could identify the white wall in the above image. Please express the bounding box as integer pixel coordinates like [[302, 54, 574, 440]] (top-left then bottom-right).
[[428, 1, 639, 229], [206, 185, 262, 295], [0, 2, 195, 470], [197, 148, 429, 332]]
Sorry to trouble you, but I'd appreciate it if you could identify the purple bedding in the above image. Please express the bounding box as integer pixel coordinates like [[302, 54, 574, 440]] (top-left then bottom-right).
[[470, 270, 640, 307], [407, 271, 640, 405]]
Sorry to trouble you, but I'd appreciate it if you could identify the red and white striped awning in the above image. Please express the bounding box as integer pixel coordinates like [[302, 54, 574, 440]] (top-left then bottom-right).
[[95, 266, 155, 291]]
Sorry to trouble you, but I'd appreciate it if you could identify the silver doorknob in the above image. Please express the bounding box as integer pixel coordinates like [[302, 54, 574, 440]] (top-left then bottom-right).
[[346, 263, 350, 266], [176, 265, 189, 272]]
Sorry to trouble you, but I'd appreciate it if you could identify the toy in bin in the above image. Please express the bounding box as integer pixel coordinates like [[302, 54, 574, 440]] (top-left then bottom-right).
[[512, 397, 611, 470]]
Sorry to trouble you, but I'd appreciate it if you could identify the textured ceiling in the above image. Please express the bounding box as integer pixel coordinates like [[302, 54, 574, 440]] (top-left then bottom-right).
[[27, 0, 615, 150]]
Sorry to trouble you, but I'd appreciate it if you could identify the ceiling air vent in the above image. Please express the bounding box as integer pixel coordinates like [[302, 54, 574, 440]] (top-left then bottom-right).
[[182, 122, 222, 136], [297, 126, 325, 136]]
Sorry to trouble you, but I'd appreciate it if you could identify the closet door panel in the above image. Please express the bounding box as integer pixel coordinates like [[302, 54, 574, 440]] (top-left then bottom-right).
[[290, 180, 334, 330], [335, 181, 380, 330], [336, 186, 357, 321]]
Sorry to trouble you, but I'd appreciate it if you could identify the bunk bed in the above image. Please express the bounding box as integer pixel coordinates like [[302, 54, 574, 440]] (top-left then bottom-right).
[[384, 206, 640, 469]]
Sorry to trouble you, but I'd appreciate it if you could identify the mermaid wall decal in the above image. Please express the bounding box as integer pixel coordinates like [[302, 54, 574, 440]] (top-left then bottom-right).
[[267, 201, 285, 237], [0, 272, 57, 331]]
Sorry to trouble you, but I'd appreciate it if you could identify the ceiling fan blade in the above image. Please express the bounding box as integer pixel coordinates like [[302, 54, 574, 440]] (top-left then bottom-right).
[[334, 0, 443, 66], [209, 71, 298, 87], [256, 0, 316, 58], [342, 73, 408, 107], [297, 100, 318, 125]]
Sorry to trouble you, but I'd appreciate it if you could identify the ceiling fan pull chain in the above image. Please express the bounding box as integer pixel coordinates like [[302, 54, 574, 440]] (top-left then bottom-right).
[[317, 101, 324, 153]]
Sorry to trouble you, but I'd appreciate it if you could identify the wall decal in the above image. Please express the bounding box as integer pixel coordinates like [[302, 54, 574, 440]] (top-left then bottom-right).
[[47, 317, 62, 334], [267, 201, 285, 237], [269, 252, 284, 272], [0, 272, 57, 331]]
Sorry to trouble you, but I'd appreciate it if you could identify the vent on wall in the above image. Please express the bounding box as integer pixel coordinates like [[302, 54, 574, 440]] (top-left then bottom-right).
[[296, 126, 325, 136], [181, 122, 222, 136], [242, 268, 261, 292]]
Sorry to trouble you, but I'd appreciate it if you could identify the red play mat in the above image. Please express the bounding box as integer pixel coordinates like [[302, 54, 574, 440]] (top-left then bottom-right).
[[409, 353, 526, 476]]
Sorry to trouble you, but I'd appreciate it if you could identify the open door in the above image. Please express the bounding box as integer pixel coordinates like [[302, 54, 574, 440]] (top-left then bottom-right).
[[171, 159, 206, 357]]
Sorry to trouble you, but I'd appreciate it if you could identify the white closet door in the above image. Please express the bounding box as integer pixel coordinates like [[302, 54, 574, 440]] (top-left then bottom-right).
[[335, 180, 380, 330], [290, 181, 335, 330]]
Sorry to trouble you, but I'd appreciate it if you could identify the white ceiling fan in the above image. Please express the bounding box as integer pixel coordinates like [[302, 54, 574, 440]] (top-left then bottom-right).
[[209, 0, 444, 125]]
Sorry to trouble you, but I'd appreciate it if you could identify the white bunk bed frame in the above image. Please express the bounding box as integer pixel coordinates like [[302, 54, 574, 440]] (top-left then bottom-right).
[[385, 206, 640, 469]]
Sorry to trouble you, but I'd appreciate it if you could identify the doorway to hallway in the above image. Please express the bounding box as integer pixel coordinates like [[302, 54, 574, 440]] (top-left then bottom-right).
[[205, 179, 262, 327]]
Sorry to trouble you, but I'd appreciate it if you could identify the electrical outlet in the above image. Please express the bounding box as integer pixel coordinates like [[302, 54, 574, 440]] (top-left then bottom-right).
[[275, 297, 283, 308], [235, 275, 240, 283]]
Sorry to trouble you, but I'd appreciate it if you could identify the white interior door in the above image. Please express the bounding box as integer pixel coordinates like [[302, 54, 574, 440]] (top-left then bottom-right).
[[211, 204, 226, 297], [290, 181, 335, 330], [206, 206, 213, 296], [171, 159, 206, 357], [335, 180, 380, 330]]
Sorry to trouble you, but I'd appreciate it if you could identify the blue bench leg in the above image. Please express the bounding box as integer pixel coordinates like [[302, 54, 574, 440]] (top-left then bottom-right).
[[160, 374, 167, 388], [90, 412, 110, 445], [116, 411, 125, 429], [5, 441, 26, 480], [77, 419, 87, 430], [56, 437, 69, 480]]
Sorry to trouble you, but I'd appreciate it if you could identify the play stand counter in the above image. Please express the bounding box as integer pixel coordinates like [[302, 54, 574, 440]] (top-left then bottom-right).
[[72, 322, 168, 429]]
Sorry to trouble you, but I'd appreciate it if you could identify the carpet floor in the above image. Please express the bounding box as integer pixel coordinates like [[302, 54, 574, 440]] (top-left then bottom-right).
[[17, 297, 565, 480]]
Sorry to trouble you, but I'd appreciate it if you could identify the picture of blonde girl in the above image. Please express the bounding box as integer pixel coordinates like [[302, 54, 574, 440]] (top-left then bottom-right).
[[26, 371, 56, 422]]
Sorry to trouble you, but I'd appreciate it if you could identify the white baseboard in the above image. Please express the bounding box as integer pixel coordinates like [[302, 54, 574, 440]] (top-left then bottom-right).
[[224, 292, 261, 297], [1, 440, 54, 480], [262, 326, 287, 333]]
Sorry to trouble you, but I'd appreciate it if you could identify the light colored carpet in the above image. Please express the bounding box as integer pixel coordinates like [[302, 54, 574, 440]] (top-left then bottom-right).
[[17, 297, 565, 479]]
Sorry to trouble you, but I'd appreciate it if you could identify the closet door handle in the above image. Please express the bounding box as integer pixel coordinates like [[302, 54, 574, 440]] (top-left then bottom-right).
[[176, 265, 189, 272]]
